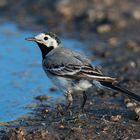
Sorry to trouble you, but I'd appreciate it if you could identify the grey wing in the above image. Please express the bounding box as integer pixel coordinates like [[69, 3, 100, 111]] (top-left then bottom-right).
[[43, 47, 116, 83]]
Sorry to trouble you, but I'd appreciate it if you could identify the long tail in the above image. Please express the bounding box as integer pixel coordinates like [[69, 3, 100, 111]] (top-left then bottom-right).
[[100, 81, 140, 102]]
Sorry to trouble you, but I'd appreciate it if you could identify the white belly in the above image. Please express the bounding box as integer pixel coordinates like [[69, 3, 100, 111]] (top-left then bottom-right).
[[73, 80, 92, 91], [47, 72, 72, 91]]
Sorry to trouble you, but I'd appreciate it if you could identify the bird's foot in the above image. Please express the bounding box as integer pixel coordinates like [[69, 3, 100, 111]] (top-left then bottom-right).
[[80, 105, 86, 114], [64, 101, 73, 116], [56, 103, 73, 117]]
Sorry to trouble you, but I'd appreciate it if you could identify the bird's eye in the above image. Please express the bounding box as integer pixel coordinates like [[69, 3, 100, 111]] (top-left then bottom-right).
[[44, 37, 48, 40]]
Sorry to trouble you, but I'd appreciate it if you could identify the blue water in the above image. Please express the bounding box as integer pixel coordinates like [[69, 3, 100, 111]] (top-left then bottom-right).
[[0, 22, 101, 122]]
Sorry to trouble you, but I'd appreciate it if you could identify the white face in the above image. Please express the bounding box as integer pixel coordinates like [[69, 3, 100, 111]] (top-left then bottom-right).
[[35, 33, 58, 48]]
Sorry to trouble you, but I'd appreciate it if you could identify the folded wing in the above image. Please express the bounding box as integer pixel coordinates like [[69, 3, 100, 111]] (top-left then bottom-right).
[[46, 64, 117, 83]]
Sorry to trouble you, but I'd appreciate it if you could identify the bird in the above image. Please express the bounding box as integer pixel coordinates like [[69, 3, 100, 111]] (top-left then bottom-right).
[[26, 32, 140, 110]]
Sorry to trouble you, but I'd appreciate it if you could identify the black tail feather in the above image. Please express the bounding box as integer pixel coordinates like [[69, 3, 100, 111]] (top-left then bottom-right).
[[100, 82, 140, 102]]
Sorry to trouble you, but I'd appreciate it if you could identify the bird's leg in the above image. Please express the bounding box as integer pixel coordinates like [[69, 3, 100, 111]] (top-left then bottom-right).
[[80, 91, 87, 112], [66, 91, 73, 111], [56, 91, 73, 119], [56, 91, 73, 118]]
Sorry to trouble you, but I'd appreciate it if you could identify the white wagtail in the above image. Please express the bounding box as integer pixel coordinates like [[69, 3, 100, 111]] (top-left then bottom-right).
[[26, 32, 140, 110]]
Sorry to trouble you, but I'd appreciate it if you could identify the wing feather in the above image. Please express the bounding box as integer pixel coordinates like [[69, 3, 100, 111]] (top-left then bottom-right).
[[45, 64, 117, 83]]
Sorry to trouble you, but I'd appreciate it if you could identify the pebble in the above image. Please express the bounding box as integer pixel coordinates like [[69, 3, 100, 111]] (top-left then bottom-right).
[[127, 40, 140, 52], [72, 127, 82, 133], [111, 115, 121, 121], [129, 61, 136, 68], [97, 24, 111, 33], [126, 102, 137, 108], [108, 37, 119, 47], [135, 107, 140, 114], [133, 10, 140, 20], [59, 124, 65, 129], [45, 109, 49, 113], [125, 99, 137, 108]]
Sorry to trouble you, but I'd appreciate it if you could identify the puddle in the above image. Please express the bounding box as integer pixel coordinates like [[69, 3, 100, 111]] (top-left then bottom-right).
[[0, 22, 102, 122]]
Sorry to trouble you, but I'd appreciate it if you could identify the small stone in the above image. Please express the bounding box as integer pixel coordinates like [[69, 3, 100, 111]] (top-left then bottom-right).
[[133, 10, 140, 20], [97, 24, 111, 33], [125, 98, 137, 108], [59, 124, 65, 129], [111, 115, 121, 121], [129, 61, 136, 68], [127, 40, 140, 52], [89, 101, 93, 105], [126, 102, 136, 108], [135, 107, 140, 114], [102, 127, 108, 132], [45, 109, 49, 113], [108, 37, 118, 47], [41, 123, 46, 126], [72, 127, 82, 133]]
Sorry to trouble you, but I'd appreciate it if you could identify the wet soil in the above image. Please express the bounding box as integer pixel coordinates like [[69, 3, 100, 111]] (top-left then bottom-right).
[[0, 0, 140, 140]]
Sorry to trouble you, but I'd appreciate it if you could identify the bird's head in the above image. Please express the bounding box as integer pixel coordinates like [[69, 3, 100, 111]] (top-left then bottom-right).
[[26, 32, 61, 58]]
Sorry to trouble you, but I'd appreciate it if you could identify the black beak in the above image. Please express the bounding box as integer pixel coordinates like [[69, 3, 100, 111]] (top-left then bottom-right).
[[25, 37, 36, 41]]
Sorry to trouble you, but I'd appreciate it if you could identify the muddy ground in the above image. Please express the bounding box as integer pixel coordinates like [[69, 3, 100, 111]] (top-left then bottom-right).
[[0, 0, 140, 140]]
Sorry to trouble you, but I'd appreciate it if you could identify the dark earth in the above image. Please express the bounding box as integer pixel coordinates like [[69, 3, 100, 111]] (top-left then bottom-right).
[[0, 0, 140, 139]]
